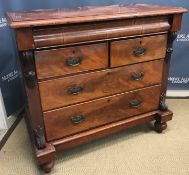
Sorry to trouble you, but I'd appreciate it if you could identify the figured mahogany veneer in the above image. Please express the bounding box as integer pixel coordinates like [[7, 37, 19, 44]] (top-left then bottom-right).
[[33, 16, 170, 48], [39, 60, 163, 111], [111, 34, 167, 67], [35, 43, 108, 79], [44, 85, 161, 141], [7, 4, 187, 173], [6, 4, 186, 28]]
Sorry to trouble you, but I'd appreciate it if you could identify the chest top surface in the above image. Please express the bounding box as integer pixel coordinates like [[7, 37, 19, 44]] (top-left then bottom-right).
[[6, 4, 187, 28]]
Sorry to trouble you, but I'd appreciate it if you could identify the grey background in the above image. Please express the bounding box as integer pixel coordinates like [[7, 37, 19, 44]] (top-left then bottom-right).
[[0, 0, 188, 115]]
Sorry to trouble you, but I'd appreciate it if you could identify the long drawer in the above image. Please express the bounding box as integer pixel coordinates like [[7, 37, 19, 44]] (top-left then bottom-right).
[[44, 85, 161, 141], [111, 34, 167, 67], [39, 59, 163, 111], [35, 43, 108, 79], [33, 16, 170, 48]]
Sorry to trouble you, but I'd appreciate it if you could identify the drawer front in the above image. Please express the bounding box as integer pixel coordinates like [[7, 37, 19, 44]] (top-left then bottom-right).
[[111, 34, 167, 67], [35, 43, 108, 79], [44, 85, 161, 141], [33, 16, 170, 48], [39, 59, 163, 111]]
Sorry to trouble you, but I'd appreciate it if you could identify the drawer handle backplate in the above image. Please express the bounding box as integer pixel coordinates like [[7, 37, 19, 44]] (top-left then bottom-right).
[[71, 115, 85, 124], [133, 47, 146, 57], [131, 72, 144, 81], [129, 99, 142, 108], [66, 56, 83, 67], [68, 85, 84, 95]]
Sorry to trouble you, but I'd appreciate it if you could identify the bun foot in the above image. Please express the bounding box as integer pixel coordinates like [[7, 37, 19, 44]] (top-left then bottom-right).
[[40, 161, 55, 173], [154, 121, 167, 133]]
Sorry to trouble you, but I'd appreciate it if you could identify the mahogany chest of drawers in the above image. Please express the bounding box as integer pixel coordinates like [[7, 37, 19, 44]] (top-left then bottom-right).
[[6, 4, 187, 173]]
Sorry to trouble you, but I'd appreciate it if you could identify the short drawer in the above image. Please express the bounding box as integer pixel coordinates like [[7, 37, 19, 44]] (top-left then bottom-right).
[[39, 59, 163, 111], [35, 43, 108, 79], [44, 85, 161, 141], [111, 34, 167, 67]]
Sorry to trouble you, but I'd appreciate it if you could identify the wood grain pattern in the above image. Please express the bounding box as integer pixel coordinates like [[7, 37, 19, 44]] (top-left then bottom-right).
[[15, 28, 34, 50], [35, 43, 108, 79], [6, 4, 187, 28], [35, 143, 56, 173], [39, 59, 163, 111], [44, 85, 161, 141], [7, 4, 186, 172], [171, 14, 183, 31], [53, 110, 173, 151], [33, 17, 170, 48], [111, 34, 167, 67]]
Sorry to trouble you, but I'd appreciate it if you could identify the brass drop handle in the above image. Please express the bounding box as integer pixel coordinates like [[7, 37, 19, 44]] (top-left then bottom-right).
[[65, 56, 83, 67], [71, 115, 85, 124], [129, 99, 142, 108], [68, 85, 84, 95], [133, 47, 146, 57], [131, 72, 144, 81]]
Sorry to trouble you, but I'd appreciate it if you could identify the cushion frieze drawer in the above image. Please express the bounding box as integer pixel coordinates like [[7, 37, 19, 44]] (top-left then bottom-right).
[[39, 59, 163, 111], [44, 85, 161, 141], [35, 43, 108, 79], [33, 16, 170, 48], [111, 34, 167, 67]]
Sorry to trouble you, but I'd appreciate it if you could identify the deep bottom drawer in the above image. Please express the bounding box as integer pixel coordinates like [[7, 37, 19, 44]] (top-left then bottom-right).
[[44, 85, 161, 141]]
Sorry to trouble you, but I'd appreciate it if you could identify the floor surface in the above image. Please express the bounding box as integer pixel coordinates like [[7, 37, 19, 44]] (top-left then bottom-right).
[[0, 129, 6, 141], [0, 99, 189, 175]]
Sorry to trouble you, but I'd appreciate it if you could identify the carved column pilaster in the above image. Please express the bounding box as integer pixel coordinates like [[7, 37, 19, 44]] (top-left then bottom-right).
[[165, 31, 177, 62], [20, 50, 46, 150]]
